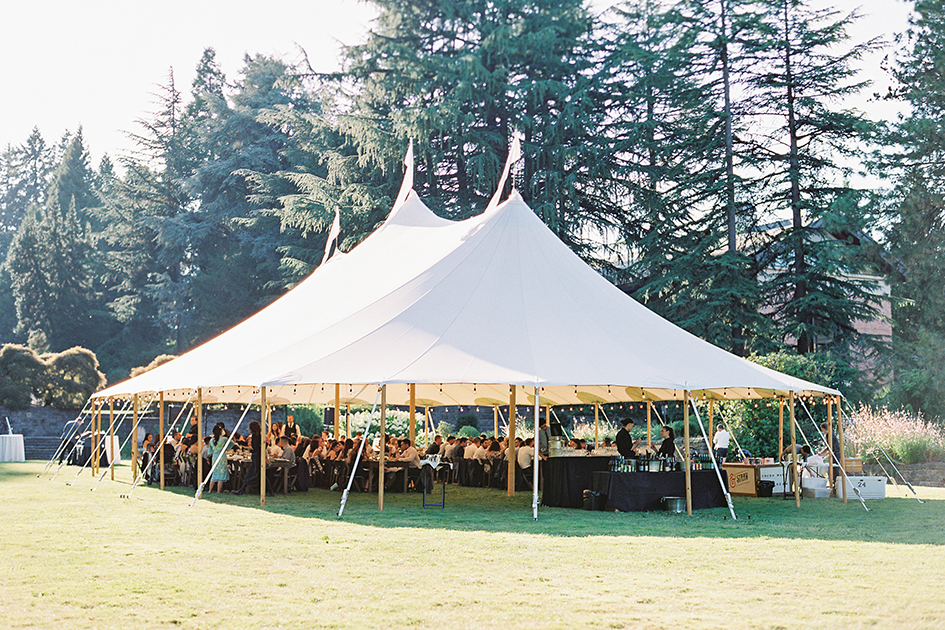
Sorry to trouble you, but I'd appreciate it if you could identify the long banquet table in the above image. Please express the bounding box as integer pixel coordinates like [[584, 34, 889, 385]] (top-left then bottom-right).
[[541, 456, 612, 508], [591, 470, 727, 512]]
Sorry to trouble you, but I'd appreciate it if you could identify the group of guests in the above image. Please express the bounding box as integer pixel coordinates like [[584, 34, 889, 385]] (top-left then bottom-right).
[[136, 411, 551, 494]]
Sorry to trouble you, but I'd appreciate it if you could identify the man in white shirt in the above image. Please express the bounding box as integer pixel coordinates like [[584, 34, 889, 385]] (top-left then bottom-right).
[[398, 438, 421, 468], [464, 437, 479, 459], [518, 437, 535, 470], [713, 424, 730, 461], [474, 438, 489, 461]]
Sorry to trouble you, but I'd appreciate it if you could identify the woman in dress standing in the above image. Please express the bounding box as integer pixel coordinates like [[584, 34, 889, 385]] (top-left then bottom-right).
[[208, 424, 230, 493]]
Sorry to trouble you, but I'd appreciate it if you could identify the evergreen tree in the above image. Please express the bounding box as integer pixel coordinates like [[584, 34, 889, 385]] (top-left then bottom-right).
[[342, 0, 614, 256], [877, 0, 945, 415], [5, 132, 97, 352], [604, 0, 769, 354], [745, 0, 882, 357]]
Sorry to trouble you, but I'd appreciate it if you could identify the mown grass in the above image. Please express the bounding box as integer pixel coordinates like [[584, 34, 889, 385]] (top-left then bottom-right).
[[1, 460, 944, 629]]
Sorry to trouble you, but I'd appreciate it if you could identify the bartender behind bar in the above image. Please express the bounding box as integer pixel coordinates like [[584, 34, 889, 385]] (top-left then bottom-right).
[[615, 418, 642, 458]]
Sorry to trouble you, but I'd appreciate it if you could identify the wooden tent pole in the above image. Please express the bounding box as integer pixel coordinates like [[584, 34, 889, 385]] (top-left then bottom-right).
[[334, 384, 340, 440], [708, 398, 715, 443], [90, 400, 97, 476], [507, 385, 516, 497], [594, 403, 599, 449], [545, 405, 550, 431], [409, 384, 416, 446], [260, 387, 267, 506], [790, 392, 800, 507], [196, 388, 203, 489], [493, 406, 498, 437], [109, 398, 116, 481], [778, 398, 784, 460], [684, 391, 692, 516], [94, 400, 100, 475], [646, 401, 652, 447], [838, 396, 847, 503], [826, 397, 833, 487], [159, 392, 165, 490], [379, 385, 387, 511], [130, 394, 138, 480]]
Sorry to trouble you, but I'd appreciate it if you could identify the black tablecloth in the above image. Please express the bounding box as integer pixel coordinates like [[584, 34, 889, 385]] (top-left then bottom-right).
[[591, 470, 727, 512], [541, 457, 612, 508]]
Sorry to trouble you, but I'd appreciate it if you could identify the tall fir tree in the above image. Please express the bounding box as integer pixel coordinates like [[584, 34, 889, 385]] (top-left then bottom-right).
[[342, 0, 615, 257], [744, 0, 882, 359], [878, 0, 945, 415], [5, 132, 96, 351]]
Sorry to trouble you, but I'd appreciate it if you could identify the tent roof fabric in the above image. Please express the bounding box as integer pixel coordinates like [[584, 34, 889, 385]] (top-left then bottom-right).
[[94, 190, 839, 406]]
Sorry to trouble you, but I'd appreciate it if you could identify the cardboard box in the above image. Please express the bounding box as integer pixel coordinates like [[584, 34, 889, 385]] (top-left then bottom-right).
[[834, 475, 886, 500], [722, 463, 758, 496]]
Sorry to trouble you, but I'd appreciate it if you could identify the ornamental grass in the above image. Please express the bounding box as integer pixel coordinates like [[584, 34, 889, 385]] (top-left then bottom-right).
[[846, 405, 945, 464]]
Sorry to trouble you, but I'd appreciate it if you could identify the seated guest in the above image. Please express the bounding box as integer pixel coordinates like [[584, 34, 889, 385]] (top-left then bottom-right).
[[398, 439, 421, 468], [602, 437, 613, 447], [518, 437, 535, 471], [487, 439, 502, 459], [426, 435, 443, 456], [327, 440, 345, 461], [347, 436, 363, 464], [464, 437, 479, 459], [474, 438, 490, 461], [274, 436, 296, 466]]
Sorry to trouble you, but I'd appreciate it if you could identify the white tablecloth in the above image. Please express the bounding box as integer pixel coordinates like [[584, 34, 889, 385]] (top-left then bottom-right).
[[99, 435, 121, 465], [0, 434, 26, 462]]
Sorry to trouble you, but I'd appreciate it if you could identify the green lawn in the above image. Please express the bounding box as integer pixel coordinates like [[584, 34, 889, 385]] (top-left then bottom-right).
[[2, 461, 943, 629]]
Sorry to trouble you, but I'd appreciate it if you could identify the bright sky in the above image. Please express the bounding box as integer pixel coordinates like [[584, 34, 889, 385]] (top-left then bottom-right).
[[0, 0, 915, 168]]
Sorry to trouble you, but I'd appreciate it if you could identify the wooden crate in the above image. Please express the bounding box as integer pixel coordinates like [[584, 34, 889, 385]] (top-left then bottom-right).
[[843, 457, 863, 473]]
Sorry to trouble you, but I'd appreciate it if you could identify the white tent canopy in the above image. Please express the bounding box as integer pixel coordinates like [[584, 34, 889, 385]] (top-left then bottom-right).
[[93, 189, 839, 407]]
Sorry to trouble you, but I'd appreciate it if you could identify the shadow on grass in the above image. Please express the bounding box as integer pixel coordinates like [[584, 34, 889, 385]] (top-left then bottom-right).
[[151, 480, 945, 547]]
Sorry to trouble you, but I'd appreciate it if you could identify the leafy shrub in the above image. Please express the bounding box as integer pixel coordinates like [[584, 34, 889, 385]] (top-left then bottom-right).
[[435, 420, 454, 437], [288, 404, 324, 437], [456, 424, 481, 438], [0, 344, 44, 409], [38, 347, 107, 408], [845, 405, 945, 464]]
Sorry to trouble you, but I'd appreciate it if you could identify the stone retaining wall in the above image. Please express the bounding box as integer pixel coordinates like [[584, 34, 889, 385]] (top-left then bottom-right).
[[863, 462, 945, 488]]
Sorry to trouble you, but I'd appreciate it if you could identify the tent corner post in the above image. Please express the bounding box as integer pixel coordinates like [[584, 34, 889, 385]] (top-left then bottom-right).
[[159, 391, 165, 490], [507, 386, 517, 498], [789, 392, 800, 507], [684, 391, 692, 516], [533, 386, 540, 521], [260, 387, 267, 507], [379, 385, 387, 511]]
